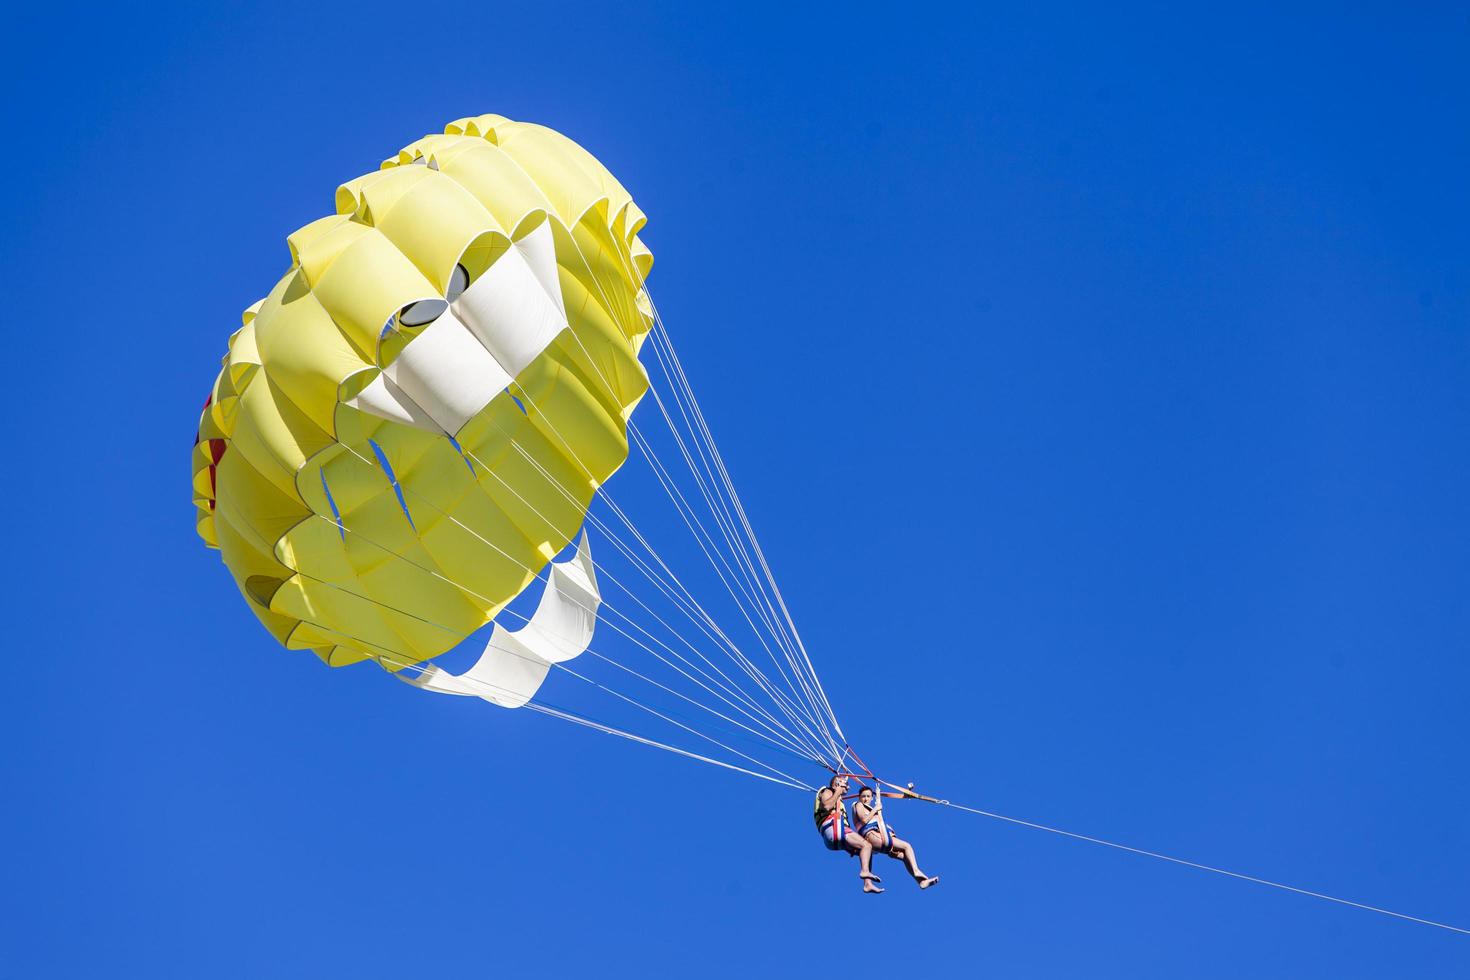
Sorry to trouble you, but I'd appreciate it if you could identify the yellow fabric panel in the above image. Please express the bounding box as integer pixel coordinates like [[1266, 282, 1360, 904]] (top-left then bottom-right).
[[337, 166, 504, 293], [631, 238, 653, 282], [211, 320, 263, 437], [253, 274, 371, 438], [453, 389, 594, 557], [310, 642, 372, 668], [419, 140, 554, 238], [486, 120, 638, 231], [192, 442, 218, 503], [297, 415, 543, 661], [208, 368, 236, 438], [416, 484, 542, 606], [291, 624, 347, 653], [272, 574, 436, 663], [226, 372, 332, 500], [610, 198, 649, 246], [549, 218, 651, 418], [381, 132, 479, 168], [445, 113, 514, 140], [455, 231, 514, 287], [457, 388, 590, 493], [292, 628, 370, 667], [303, 225, 441, 359], [518, 351, 633, 485], [288, 215, 364, 280], [568, 210, 650, 345], [196, 512, 216, 548], [193, 408, 227, 547], [311, 449, 394, 524], [211, 498, 301, 645], [214, 451, 311, 556], [227, 317, 262, 373], [196, 407, 226, 445], [262, 494, 434, 664], [327, 475, 434, 579], [197, 113, 654, 673], [280, 513, 483, 662]]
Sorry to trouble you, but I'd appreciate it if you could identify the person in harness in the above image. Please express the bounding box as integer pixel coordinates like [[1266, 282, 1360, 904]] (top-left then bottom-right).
[[852, 785, 940, 889], [814, 775, 883, 893]]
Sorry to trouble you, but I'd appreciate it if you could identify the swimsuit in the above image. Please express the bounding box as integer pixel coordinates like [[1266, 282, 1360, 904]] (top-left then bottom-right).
[[815, 789, 853, 852], [857, 816, 895, 850], [819, 810, 851, 851]]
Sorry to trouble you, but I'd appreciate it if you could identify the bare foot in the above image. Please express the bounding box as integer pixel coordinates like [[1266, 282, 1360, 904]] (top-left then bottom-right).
[[859, 871, 882, 882], [919, 875, 940, 890], [863, 879, 885, 894]]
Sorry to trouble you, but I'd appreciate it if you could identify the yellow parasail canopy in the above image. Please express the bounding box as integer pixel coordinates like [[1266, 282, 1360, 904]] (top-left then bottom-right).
[[194, 114, 654, 673]]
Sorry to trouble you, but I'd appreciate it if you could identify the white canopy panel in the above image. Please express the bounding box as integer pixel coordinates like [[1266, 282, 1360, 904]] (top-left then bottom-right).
[[400, 532, 600, 707], [348, 221, 570, 436]]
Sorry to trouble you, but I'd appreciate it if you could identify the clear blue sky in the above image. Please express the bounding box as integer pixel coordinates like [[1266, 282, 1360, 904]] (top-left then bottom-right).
[[5, 2, 1468, 976]]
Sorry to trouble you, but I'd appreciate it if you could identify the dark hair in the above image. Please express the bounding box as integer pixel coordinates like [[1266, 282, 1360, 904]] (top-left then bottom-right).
[[857, 786, 873, 797], [829, 775, 847, 788]]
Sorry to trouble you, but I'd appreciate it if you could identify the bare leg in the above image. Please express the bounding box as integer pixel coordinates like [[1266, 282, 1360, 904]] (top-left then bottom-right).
[[845, 832, 880, 889], [888, 835, 928, 882]]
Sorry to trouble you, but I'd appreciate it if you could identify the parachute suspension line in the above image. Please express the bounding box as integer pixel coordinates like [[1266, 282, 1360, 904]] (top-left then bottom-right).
[[452, 427, 832, 762], [628, 401, 830, 745], [340, 413, 827, 756], [295, 205, 841, 768], [632, 345, 841, 757], [452, 437, 834, 764], [577, 647, 818, 767], [220, 546, 811, 794], [639, 291, 840, 737], [526, 703, 811, 791], [588, 533, 823, 755], [428, 440, 827, 762], [625, 329, 815, 690], [624, 418, 820, 706], [442, 438, 831, 765], [625, 375, 816, 676], [220, 469, 824, 776], [624, 419, 841, 761], [635, 334, 817, 698], [585, 470, 836, 761], [408, 210, 834, 757], [548, 653, 815, 788], [590, 230, 845, 749], [640, 330, 827, 705], [506, 437, 820, 748], [449, 373, 837, 763], [537, 216, 846, 759], [931, 798, 1470, 937], [308, 447, 829, 768], [640, 301, 845, 747], [626, 400, 836, 755], [239, 503, 816, 787], [508, 243, 840, 758], [301, 589, 813, 793]]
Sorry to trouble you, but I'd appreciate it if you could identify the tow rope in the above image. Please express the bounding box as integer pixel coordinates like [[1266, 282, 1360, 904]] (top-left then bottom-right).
[[826, 746, 1468, 936]]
